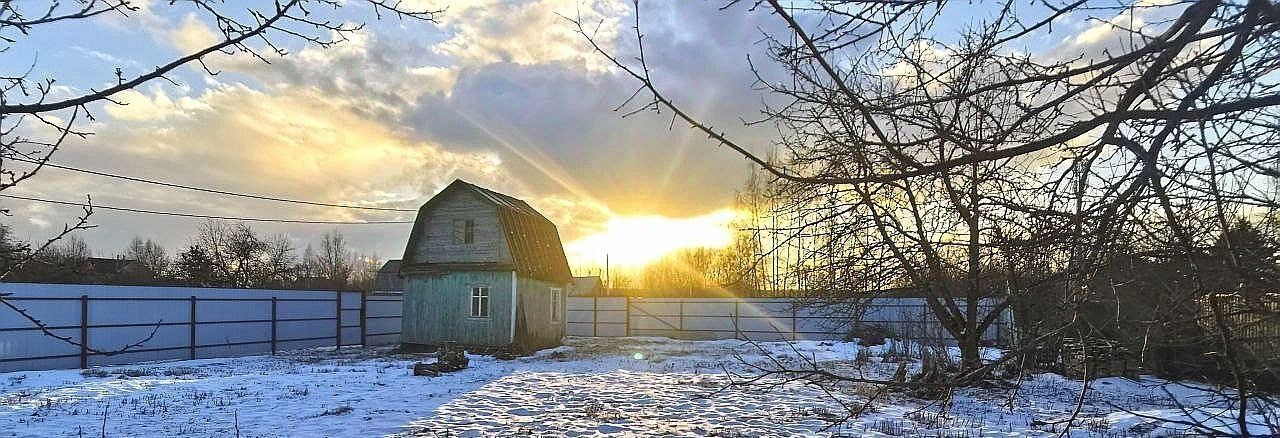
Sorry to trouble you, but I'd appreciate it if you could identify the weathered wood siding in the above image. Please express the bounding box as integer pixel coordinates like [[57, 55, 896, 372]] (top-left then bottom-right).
[[410, 189, 511, 265], [401, 271, 515, 347], [515, 276, 568, 350]]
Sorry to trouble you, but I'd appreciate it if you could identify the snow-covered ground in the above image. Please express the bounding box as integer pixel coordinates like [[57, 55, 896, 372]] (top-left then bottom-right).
[[1, 337, 1274, 437]]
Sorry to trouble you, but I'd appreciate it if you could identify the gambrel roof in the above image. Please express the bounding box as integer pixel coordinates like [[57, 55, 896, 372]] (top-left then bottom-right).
[[400, 179, 572, 284]]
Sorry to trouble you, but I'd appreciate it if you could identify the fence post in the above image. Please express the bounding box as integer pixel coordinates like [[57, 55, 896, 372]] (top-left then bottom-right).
[[335, 291, 342, 349], [270, 296, 278, 355], [732, 299, 740, 340], [625, 296, 631, 337], [678, 300, 685, 332], [188, 296, 197, 360], [791, 305, 798, 341], [592, 297, 598, 337], [79, 295, 88, 369], [359, 291, 368, 347]]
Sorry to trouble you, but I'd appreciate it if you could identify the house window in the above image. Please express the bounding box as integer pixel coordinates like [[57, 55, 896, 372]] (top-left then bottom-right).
[[452, 219, 475, 244], [470, 286, 490, 318], [550, 287, 563, 322]]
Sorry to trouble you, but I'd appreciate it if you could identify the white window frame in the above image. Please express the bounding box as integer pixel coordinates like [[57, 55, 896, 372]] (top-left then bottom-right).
[[469, 285, 490, 319], [550, 287, 563, 322]]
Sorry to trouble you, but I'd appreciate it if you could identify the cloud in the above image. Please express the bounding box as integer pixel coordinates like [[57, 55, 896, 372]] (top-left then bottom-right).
[[1051, 2, 1191, 62], [1072, 10, 1146, 46], [212, 29, 457, 120], [171, 13, 220, 53], [9, 82, 508, 257], [188, 1, 782, 226], [398, 1, 789, 217], [23, 204, 53, 230], [526, 193, 613, 241], [163, 0, 627, 119], [92, 83, 503, 210], [70, 46, 140, 68], [103, 87, 210, 121], [9, 1, 786, 264], [421, 0, 628, 71], [881, 40, 957, 89], [406, 65, 462, 97]]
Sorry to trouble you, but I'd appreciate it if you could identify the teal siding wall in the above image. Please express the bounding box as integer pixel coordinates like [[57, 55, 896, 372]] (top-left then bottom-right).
[[401, 270, 569, 350], [515, 276, 568, 350], [402, 271, 515, 347]]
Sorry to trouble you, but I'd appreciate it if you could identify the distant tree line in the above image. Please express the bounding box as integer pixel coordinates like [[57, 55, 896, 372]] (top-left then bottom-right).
[[0, 221, 382, 291]]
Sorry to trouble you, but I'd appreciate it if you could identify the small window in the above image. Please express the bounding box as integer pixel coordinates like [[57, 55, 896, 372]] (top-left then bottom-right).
[[452, 219, 475, 244], [470, 286, 489, 318], [550, 287, 563, 322]]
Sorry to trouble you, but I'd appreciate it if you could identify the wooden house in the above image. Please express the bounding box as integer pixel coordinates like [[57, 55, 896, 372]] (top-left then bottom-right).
[[399, 180, 572, 352]]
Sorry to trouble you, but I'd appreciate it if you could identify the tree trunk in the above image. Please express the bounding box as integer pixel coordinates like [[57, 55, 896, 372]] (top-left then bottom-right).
[[963, 163, 983, 371], [961, 318, 981, 371]]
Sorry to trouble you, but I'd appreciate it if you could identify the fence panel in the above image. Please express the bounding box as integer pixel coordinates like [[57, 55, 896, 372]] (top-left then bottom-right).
[[0, 283, 403, 372], [3, 281, 1014, 372], [363, 291, 403, 346], [564, 296, 1013, 345], [566, 297, 597, 337], [567, 297, 628, 337]]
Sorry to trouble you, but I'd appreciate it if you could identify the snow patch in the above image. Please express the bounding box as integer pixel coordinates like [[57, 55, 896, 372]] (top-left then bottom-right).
[[1, 337, 1274, 437]]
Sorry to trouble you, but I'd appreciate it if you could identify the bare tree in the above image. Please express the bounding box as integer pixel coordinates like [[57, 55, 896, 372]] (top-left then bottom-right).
[[576, 0, 1280, 433], [44, 234, 91, 263], [349, 253, 381, 291], [177, 220, 297, 288], [313, 229, 354, 290], [24, 234, 95, 282], [122, 236, 169, 279], [575, 0, 1280, 357]]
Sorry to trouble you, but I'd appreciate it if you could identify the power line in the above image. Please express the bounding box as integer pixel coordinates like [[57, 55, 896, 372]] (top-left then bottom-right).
[[7, 156, 418, 212], [0, 194, 414, 225]]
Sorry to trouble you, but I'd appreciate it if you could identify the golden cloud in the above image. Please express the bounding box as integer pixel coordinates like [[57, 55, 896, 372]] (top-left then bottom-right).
[[104, 88, 210, 121], [170, 13, 220, 53], [88, 83, 504, 221]]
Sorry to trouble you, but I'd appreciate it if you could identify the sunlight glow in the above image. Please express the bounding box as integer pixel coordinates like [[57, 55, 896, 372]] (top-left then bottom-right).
[[564, 209, 741, 269]]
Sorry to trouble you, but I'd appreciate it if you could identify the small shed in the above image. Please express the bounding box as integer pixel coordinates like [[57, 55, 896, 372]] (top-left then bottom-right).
[[570, 276, 605, 297], [374, 259, 405, 291], [399, 180, 572, 352]]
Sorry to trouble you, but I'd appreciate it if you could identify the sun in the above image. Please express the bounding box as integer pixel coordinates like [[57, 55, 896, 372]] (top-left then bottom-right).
[[564, 209, 740, 270]]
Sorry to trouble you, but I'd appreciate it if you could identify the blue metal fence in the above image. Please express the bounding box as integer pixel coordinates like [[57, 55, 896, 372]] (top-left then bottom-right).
[[0, 283, 402, 372]]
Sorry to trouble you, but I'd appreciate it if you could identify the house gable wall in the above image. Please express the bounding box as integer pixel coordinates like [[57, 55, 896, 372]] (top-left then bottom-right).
[[410, 189, 512, 266]]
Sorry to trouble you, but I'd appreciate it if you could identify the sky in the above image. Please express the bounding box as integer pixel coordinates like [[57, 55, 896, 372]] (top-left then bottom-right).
[[0, 0, 1150, 274], [0, 0, 792, 272]]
